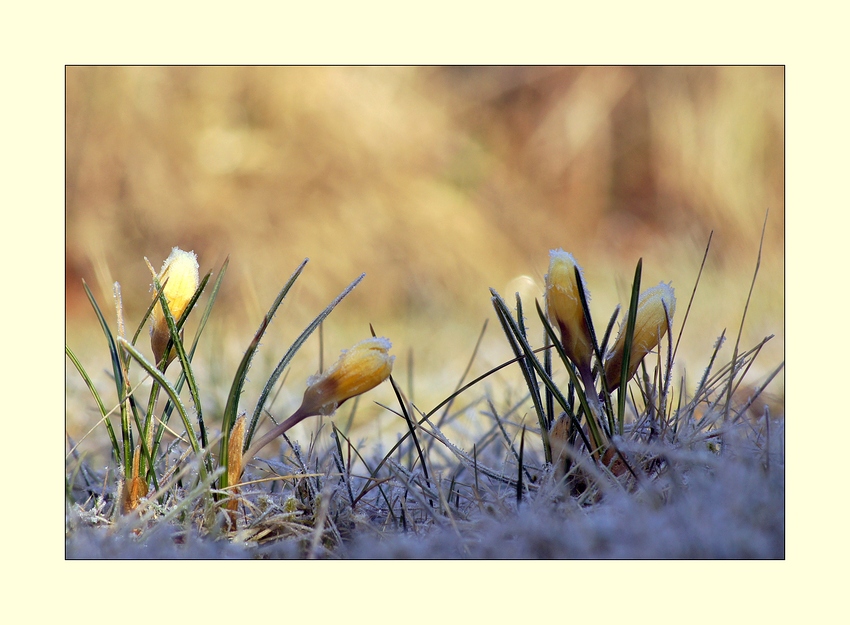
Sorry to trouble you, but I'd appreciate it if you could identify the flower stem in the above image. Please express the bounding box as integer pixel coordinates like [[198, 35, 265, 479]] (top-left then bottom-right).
[[242, 405, 315, 461]]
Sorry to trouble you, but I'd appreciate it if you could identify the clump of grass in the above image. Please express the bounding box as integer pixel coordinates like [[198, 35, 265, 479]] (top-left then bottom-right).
[[66, 248, 394, 543], [490, 248, 678, 485], [66, 224, 783, 558]]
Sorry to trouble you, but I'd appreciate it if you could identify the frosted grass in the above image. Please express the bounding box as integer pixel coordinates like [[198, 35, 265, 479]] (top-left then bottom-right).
[[66, 415, 783, 559]]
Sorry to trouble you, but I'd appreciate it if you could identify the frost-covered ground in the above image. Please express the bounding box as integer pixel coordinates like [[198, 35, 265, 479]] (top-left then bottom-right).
[[65, 418, 783, 559]]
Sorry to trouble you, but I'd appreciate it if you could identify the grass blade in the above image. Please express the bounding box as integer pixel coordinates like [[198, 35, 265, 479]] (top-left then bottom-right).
[[543, 330, 554, 428], [528, 297, 600, 457], [516, 426, 526, 505], [516, 293, 553, 435], [150, 272, 208, 444], [82, 279, 132, 475], [492, 290, 598, 458], [388, 375, 432, 504], [222, 258, 308, 479], [573, 264, 615, 430], [724, 210, 768, 422], [117, 337, 206, 479], [618, 259, 642, 434], [489, 399, 533, 483], [150, 259, 228, 470], [65, 345, 120, 460], [435, 319, 488, 430], [489, 292, 551, 463], [363, 342, 563, 488]]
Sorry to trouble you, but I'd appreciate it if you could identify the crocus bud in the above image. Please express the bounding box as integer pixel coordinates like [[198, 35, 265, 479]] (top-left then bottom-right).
[[243, 337, 395, 460], [225, 414, 246, 519], [227, 414, 247, 489], [299, 337, 395, 417], [122, 444, 148, 514], [545, 249, 594, 373], [149, 247, 199, 367], [604, 282, 676, 392]]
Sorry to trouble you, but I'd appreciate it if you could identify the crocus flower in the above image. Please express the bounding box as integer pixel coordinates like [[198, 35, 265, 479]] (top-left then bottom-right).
[[299, 337, 395, 416], [245, 337, 394, 458], [149, 247, 199, 367], [604, 282, 676, 392], [545, 249, 594, 374]]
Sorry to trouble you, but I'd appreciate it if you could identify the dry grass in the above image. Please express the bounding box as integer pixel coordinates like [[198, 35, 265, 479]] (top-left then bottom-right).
[[66, 66, 782, 339]]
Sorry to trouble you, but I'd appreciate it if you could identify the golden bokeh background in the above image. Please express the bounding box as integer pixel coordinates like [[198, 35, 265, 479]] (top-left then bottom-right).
[[66, 66, 784, 445]]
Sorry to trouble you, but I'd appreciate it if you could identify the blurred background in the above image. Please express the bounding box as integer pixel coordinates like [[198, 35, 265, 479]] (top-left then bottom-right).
[[66, 66, 784, 451]]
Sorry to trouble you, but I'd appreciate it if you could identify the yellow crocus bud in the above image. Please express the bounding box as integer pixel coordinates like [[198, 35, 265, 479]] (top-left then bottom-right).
[[545, 249, 594, 373], [149, 247, 199, 367], [299, 337, 395, 416], [244, 337, 394, 460], [604, 282, 676, 392]]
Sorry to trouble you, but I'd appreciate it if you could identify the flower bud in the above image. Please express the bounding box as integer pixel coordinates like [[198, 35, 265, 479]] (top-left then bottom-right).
[[299, 337, 395, 416], [227, 414, 247, 489], [545, 249, 594, 373], [149, 247, 199, 367], [604, 282, 676, 391], [225, 414, 247, 518], [122, 444, 148, 514], [243, 338, 394, 460]]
